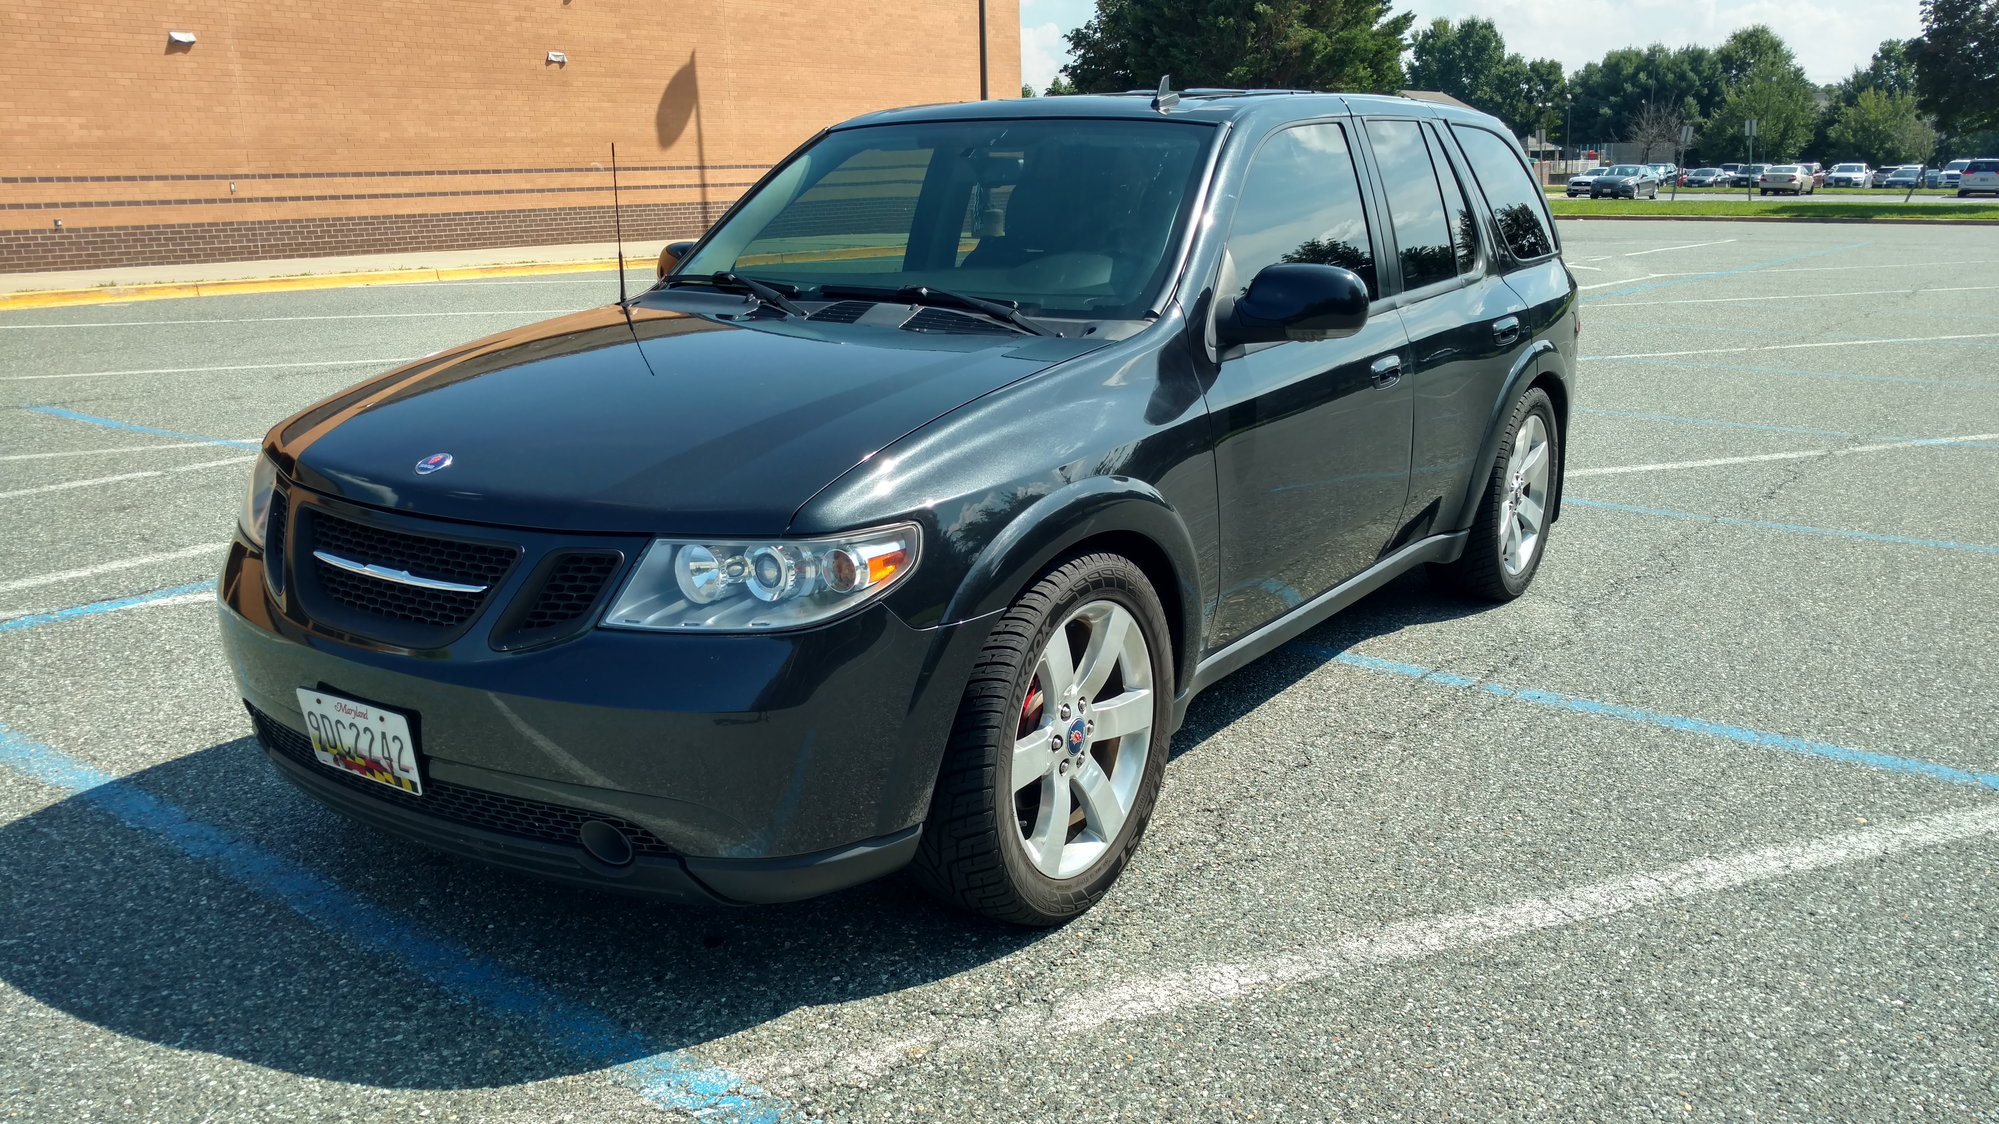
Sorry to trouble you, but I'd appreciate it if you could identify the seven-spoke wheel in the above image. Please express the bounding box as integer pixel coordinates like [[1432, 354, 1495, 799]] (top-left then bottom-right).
[[1430, 384, 1561, 601]]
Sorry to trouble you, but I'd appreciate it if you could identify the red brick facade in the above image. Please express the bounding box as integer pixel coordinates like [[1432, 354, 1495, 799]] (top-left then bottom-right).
[[0, 0, 1019, 272]]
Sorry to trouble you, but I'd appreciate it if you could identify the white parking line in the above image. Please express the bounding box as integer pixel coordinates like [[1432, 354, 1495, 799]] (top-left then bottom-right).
[[1570, 433, 1999, 477], [0, 357, 414, 381], [0, 542, 229, 594], [0, 310, 575, 330], [0, 455, 255, 500], [1590, 331, 1999, 360], [1620, 238, 1736, 257], [0, 441, 231, 462], [741, 805, 1999, 1090], [1591, 284, 1999, 308]]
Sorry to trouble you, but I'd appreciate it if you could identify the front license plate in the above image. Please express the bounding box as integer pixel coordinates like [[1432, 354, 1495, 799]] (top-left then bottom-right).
[[294, 688, 422, 795]]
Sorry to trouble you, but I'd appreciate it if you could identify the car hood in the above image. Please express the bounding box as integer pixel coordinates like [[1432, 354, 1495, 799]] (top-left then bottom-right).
[[274, 302, 1094, 534]]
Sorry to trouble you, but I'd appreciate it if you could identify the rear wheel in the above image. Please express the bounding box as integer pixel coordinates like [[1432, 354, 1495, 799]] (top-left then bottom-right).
[[1429, 386, 1561, 601], [911, 553, 1173, 926]]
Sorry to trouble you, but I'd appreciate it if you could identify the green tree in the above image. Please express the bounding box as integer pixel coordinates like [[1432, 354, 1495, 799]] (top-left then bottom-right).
[[1911, 0, 1999, 131], [1020, 84, 1036, 98], [1405, 17, 1564, 138], [1698, 28, 1817, 162], [1044, 76, 1078, 96], [1568, 44, 1723, 160], [1826, 89, 1938, 165], [1063, 0, 1414, 94], [1835, 39, 1920, 104]]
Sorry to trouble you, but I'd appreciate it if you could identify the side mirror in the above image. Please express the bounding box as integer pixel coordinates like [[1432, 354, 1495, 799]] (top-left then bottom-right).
[[656, 240, 697, 278], [1220, 263, 1369, 346]]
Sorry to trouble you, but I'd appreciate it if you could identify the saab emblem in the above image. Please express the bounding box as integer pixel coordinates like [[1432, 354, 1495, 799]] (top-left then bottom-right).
[[414, 453, 454, 475]]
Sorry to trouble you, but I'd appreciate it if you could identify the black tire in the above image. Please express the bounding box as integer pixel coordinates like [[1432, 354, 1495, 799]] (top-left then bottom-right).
[[1429, 386, 1562, 602], [909, 553, 1174, 926]]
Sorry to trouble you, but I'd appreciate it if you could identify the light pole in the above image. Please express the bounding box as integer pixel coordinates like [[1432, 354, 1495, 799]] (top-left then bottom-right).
[[977, 0, 988, 100]]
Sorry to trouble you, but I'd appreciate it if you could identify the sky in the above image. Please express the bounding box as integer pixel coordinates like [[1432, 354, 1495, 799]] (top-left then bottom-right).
[[1017, 0, 1924, 92]]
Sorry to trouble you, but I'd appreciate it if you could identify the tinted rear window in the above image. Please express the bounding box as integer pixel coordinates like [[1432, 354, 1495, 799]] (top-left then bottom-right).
[[1450, 124, 1556, 261], [1969, 161, 1999, 173]]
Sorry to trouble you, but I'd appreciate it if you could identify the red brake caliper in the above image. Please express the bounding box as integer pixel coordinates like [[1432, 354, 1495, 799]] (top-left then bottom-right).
[[1019, 682, 1044, 737]]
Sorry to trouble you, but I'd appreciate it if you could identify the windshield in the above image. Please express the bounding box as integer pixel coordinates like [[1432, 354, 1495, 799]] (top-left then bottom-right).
[[1609, 165, 1644, 175], [1834, 164, 1863, 172], [676, 118, 1215, 320]]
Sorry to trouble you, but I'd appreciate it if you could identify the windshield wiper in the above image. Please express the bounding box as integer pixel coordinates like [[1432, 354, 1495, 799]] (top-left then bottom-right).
[[668, 272, 807, 319], [821, 283, 1056, 336]]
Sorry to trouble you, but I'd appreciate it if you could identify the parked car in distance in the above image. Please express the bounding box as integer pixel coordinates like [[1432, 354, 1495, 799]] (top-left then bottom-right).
[[1647, 163, 1677, 183], [1759, 165, 1814, 195], [1719, 162, 1743, 179], [1681, 167, 1729, 188], [1869, 166, 1897, 187], [216, 89, 1577, 926], [1798, 162, 1826, 188], [1960, 158, 1999, 196], [1565, 166, 1612, 196], [1887, 165, 1924, 189], [1732, 164, 1769, 187], [1590, 164, 1660, 199], [1938, 158, 1972, 189], [1826, 163, 1870, 188]]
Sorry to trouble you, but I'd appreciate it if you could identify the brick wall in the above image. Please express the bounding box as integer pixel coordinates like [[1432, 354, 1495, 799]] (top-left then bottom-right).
[[0, 0, 1020, 272]]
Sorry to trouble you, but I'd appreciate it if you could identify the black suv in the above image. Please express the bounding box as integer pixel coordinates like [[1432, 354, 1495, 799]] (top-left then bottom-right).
[[221, 90, 1576, 926]]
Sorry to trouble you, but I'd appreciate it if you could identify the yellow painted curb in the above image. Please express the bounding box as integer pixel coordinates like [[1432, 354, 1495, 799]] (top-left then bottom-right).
[[0, 257, 630, 311]]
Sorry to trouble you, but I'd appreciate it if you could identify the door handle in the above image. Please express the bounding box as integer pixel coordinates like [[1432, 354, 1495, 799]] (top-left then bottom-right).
[[1492, 316, 1522, 346], [1369, 354, 1402, 389]]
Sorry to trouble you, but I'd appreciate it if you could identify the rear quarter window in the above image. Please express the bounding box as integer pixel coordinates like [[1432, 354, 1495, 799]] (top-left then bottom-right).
[[1449, 124, 1556, 262], [1968, 161, 1999, 174]]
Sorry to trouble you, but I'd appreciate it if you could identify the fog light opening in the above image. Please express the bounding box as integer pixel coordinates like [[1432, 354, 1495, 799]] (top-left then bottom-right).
[[578, 820, 635, 866]]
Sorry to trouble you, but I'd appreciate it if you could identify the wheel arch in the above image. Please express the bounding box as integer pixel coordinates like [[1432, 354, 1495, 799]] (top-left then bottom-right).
[[944, 477, 1206, 698], [1454, 339, 1569, 532]]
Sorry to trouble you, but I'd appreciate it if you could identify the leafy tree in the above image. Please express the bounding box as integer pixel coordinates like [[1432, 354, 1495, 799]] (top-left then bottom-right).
[[1044, 76, 1078, 96], [1063, 0, 1414, 94], [1697, 28, 1817, 163], [1405, 17, 1564, 138], [1911, 0, 1999, 131], [1020, 84, 1036, 98], [1834, 39, 1920, 104], [1567, 45, 1722, 160], [1826, 89, 1938, 165]]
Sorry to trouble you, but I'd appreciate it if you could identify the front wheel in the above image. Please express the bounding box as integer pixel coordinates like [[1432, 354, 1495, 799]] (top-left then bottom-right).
[[911, 553, 1174, 926], [1429, 386, 1561, 601]]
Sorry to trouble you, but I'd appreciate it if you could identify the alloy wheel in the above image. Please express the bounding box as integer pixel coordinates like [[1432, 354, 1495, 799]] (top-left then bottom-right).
[[1499, 413, 1551, 577], [1011, 600, 1154, 878]]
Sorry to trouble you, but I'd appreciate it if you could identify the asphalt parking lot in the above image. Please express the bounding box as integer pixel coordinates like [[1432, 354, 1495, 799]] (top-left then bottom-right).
[[2, 220, 1996, 1123]]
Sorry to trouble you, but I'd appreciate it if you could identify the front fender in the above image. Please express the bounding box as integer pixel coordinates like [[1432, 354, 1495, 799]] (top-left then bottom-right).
[[945, 477, 1206, 693]]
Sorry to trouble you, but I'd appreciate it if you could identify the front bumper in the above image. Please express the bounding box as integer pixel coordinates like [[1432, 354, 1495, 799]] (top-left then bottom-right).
[[220, 535, 991, 903]]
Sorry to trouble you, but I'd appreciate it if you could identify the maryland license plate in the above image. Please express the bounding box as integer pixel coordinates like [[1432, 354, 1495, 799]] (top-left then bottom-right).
[[294, 688, 421, 795]]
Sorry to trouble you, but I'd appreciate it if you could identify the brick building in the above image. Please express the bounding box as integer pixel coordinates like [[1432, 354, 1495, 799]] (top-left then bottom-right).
[[0, 0, 1019, 273]]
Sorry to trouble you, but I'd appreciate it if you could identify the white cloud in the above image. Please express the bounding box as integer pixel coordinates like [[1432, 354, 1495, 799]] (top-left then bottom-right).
[[1018, 1, 1924, 88], [1021, 22, 1072, 93]]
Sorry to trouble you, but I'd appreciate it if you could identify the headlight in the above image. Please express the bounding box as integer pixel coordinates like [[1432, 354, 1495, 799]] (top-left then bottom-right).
[[239, 455, 278, 549], [602, 523, 919, 632]]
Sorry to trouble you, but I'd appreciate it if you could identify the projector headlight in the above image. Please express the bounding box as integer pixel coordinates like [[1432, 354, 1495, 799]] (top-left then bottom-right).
[[602, 523, 919, 632], [239, 454, 278, 549]]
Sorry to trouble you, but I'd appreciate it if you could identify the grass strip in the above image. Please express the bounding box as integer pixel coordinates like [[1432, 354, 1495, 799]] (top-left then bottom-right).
[[1548, 198, 1999, 221]]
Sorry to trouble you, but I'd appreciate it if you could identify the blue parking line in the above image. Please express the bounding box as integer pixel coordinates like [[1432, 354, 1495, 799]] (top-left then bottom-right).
[[1299, 647, 1999, 793], [0, 722, 795, 1123], [0, 581, 215, 635], [1579, 408, 1999, 449], [1583, 356, 1999, 388], [22, 406, 257, 449], [1566, 497, 1999, 555], [1580, 242, 1871, 301]]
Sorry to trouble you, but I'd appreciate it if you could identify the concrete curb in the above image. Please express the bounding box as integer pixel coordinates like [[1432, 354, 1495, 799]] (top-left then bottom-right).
[[0, 256, 627, 311]]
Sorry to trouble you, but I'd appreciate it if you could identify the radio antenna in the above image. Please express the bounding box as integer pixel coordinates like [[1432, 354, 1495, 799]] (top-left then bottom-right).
[[610, 142, 631, 312]]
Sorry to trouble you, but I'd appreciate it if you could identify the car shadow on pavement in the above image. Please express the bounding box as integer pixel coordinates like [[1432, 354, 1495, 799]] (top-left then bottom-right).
[[0, 735, 1043, 1091], [0, 573, 1495, 1093], [1168, 570, 1494, 759]]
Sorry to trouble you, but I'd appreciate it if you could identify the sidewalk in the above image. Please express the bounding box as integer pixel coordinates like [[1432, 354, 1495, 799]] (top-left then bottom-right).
[[0, 238, 669, 309]]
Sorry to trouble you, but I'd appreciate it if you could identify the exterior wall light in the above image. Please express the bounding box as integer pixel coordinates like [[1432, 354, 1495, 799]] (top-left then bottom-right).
[[546, 51, 567, 65], [168, 31, 197, 44]]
